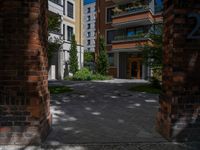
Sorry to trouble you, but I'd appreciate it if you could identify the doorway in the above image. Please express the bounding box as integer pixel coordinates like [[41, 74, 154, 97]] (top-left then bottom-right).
[[128, 57, 142, 79]]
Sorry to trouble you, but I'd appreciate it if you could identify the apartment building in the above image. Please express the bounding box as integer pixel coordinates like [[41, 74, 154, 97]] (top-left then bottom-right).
[[84, 2, 96, 52], [48, 0, 84, 80], [96, 0, 163, 79]]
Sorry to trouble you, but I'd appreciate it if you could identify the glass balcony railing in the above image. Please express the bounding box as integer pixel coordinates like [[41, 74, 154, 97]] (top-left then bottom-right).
[[113, 33, 149, 42], [49, 0, 62, 6]]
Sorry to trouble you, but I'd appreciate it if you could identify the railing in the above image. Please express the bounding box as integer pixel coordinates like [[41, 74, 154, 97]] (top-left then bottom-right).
[[113, 6, 149, 18], [49, 0, 62, 6], [113, 33, 148, 42]]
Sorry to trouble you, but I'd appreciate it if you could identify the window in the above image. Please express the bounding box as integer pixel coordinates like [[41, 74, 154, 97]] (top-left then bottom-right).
[[67, 1, 74, 19], [67, 26, 73, 41], [87, 40, 91, 45], [50, 0, 61, 5], [87, 16, 91, 21], [108, 53, 114, 66], [87, 24, 91, 29], [87, 7, 91, 13], [87, 48, 91, 51], [136, 27, 144, 35], [63, 24, 65, 40], [106, 7, 114, 23], [127, 28, 135, 37], [87, 32, 91, 37], [107, 30, 116, 44]]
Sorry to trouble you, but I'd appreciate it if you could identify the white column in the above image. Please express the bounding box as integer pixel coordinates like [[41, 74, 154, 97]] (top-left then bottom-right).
[[58, 49, 64, 80]]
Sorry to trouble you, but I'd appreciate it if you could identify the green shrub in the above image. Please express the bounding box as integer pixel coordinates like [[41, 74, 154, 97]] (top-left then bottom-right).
[[150, 77, 161, 89], [92, 73, 112, 80], [73, 68, 93, 81], [70, 68, 112, 81]]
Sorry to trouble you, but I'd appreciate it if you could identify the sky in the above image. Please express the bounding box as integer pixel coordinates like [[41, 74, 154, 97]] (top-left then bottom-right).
[[84, 0, 96, 5]]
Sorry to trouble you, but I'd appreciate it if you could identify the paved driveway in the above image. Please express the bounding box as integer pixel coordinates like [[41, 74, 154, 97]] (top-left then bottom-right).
[[43, 80, 199, 150]]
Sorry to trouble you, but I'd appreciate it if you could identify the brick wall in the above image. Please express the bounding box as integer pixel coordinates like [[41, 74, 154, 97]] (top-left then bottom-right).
[[0, 0, 51, 144], [156, 0, 200, 141]]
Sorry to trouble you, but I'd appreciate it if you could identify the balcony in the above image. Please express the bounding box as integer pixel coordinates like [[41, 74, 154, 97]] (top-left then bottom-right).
[[112, 7, 154, 28], [48, 0, 63, 16], [112, 34, 151, 52], [112, 0, 133, 4]]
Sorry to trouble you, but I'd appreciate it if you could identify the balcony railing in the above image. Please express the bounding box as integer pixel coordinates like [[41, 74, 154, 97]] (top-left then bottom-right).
[[113, 33, 149, 42], [113, 5, 149, 18], [49, 0, 62, 6]]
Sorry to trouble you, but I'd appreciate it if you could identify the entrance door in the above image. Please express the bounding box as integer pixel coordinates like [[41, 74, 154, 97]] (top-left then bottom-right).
[[131, 62, 138, 79], [128, 57, 142, 79]]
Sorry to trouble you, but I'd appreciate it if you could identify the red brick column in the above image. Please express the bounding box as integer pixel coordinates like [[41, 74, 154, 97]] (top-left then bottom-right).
[[156, 0, 200, 141], [0, 0, 51, 144]]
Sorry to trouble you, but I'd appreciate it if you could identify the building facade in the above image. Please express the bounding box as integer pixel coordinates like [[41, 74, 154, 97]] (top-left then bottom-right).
[[48, 0, 84, 80], [96, 0, 163, 79], [84, 2, 96, 52]]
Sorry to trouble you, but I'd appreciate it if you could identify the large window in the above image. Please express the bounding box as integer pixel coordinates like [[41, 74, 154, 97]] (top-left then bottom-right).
[[106, 7, 114, 23], [67, 26, 73, 41], [67, 1, 74, 18], [107, 30, 116, 44]]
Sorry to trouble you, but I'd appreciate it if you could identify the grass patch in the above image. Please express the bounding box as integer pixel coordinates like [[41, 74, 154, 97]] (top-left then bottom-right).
[[49, 86, 73, 94], [129, 84, 161, 94]]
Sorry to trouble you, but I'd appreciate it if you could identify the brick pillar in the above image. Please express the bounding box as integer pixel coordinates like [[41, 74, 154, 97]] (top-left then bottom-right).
[[156, 0, 200, 141], [0, 0, 51, 144]]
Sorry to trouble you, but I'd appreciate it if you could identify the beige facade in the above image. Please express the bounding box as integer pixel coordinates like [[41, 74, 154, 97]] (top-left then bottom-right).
[[48, 0, 84, 80]]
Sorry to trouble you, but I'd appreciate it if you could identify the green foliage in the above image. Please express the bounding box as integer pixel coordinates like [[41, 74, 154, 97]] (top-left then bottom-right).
[[138, 25, 163, 69], [129, 84, 161, 94], [49, 86, 73, 94], [48, 15, 61, 33], [97, 36, 109, 75], [92, 73, 112, 80], [150, 77, 161, 89], [73, 68, 93, 81], [69, 68, 112, 81], [69, 35, 78, 75], [84, 52, 94, 63], [48, 39, 61, 63], [47, 15, 62, 64]]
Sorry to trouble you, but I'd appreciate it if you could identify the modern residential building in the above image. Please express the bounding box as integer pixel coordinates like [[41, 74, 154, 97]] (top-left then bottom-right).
[[84, 1, 96, 52], [96, 0, 163, 79], [48, 0, 84, 80]]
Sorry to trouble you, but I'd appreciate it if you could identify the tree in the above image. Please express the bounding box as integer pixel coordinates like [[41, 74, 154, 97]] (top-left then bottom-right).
[[84, 51, 94, 63], [69, 34, 78, 75], [97, 36, 109, 75], [47, 14, 62, 64], [138, 25, 163, 81]]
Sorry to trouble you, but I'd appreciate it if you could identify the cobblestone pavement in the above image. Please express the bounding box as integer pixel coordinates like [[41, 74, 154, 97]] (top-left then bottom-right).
[[45, 80, 200, 149], [1, 80, 199, 150], [0, 142, 200, 150]]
